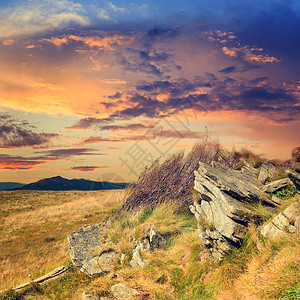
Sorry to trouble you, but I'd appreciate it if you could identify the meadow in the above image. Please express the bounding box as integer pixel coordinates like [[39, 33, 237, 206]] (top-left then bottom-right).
[[0, 189, 126, 291]]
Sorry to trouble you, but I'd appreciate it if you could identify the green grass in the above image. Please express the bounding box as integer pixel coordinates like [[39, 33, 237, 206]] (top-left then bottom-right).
[[274, 186, 297, 200]]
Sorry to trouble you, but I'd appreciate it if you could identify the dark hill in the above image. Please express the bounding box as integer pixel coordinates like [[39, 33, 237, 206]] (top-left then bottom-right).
[[12, 176, 129, 191], [0, 182, 25, 191]]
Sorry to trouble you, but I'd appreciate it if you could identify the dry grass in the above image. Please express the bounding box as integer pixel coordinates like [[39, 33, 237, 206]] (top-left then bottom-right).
[[0, 189, 126, 290], [123, 143, 221, 212], [5, 196, 299, 300]]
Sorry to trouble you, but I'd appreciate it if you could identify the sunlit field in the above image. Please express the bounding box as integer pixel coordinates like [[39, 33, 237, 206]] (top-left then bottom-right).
[[0, 189, 126, 290]]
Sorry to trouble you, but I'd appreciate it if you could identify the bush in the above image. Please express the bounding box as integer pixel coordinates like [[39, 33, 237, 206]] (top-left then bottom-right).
[[122, 143, 221, 211]]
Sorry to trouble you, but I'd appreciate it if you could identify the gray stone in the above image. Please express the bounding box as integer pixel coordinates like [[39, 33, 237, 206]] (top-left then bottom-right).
[[80, 250, 116, 276], [272, 195, 284, 205], [130, 228, 166, 268], [241, 159, 259, 178], [196, 161, 276, 206], [130, 249, 147, 268], [258, 162, 276, 184], [261, 200, 300, 239], [68, 222, 107, 268], [262, 178, 292, 193], [149, 228, 166, 249], [191, 161, 274, 261], [111, 283, 140, 299], [286, 169, 300, 192], [135, 237, 151, 252]]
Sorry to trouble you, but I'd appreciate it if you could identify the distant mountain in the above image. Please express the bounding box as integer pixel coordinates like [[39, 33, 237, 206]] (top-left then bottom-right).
[[0, 182, 25, 191], [10, 176, 129, 191]]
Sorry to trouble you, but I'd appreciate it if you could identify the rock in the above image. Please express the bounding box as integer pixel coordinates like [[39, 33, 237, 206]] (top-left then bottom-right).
[[286, 169, 300, 193], [148, 228, 166, 249], [271, 195, 284, 205], [68, 222, 107, 268], [291, 147, 300, 172], [130, 249, 147, 268], [111, 283, 139, 299], [135, 237, 151, 252], [80, 250, 116, 276], [241, 159, 259, 178], [196, 161, 275, 206], [262, 178, 292, 193], [291, 147, 300, 162], [258, 162, 276, 184], [191, 161, 274, 261], [261, 200, 300, 239], [130, 228, 166, 268]]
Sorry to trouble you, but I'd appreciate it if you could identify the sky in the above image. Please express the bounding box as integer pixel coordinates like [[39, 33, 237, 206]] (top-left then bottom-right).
[[0, 0, 299, 183]]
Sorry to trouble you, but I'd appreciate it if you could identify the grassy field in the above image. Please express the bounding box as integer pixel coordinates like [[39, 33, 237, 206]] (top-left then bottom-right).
[[0, 189, 299, 299], [0, 189, 126, 290]]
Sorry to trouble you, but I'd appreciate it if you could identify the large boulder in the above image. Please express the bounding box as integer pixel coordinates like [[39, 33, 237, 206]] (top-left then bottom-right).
[[261, 200, 300, 239], [191, 161, 276, 261], [261, 178, 292, 193], [195, 161, 275, 206]]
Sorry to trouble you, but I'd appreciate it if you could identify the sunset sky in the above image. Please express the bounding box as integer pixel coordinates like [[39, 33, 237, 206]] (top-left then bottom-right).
[[0, 0, 299, 183]]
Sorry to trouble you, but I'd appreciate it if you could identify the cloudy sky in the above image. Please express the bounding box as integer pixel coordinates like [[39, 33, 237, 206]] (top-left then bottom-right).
[[0, 0, 299, 183]]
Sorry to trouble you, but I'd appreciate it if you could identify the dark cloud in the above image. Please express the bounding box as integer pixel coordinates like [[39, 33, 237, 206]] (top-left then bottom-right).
[[69, 72, 300, 131], [39, 148, 107, 157], [248, 77, 269, 85], [66, 166, 109, 172], [240, 87, 296, 103], [146, 27, 178, 39], [100, 123, 154, 131], [65, 117, 110, 130], [119, 57, 163, 76], [107, 92, 122, 99], [136, 80, 173, 91], [0, 112, 58, 148], [219, 66, 236, 74], [0, 153, 59, 170]]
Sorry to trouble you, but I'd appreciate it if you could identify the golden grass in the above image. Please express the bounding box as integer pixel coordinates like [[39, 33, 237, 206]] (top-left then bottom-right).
[[2, 191, 299, 299], [0, 189, 125, 290]]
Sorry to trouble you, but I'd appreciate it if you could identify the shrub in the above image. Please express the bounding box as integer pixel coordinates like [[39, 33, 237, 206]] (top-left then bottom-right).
[[122, 142, 222, 211]]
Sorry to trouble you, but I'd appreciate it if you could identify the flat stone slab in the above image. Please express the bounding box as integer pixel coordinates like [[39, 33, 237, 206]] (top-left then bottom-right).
[[262, 178, 291, 193]]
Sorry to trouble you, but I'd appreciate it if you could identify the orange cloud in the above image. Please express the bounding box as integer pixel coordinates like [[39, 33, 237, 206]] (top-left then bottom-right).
[[222, 46, 280, 63], [44, 34, 134, 50]]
